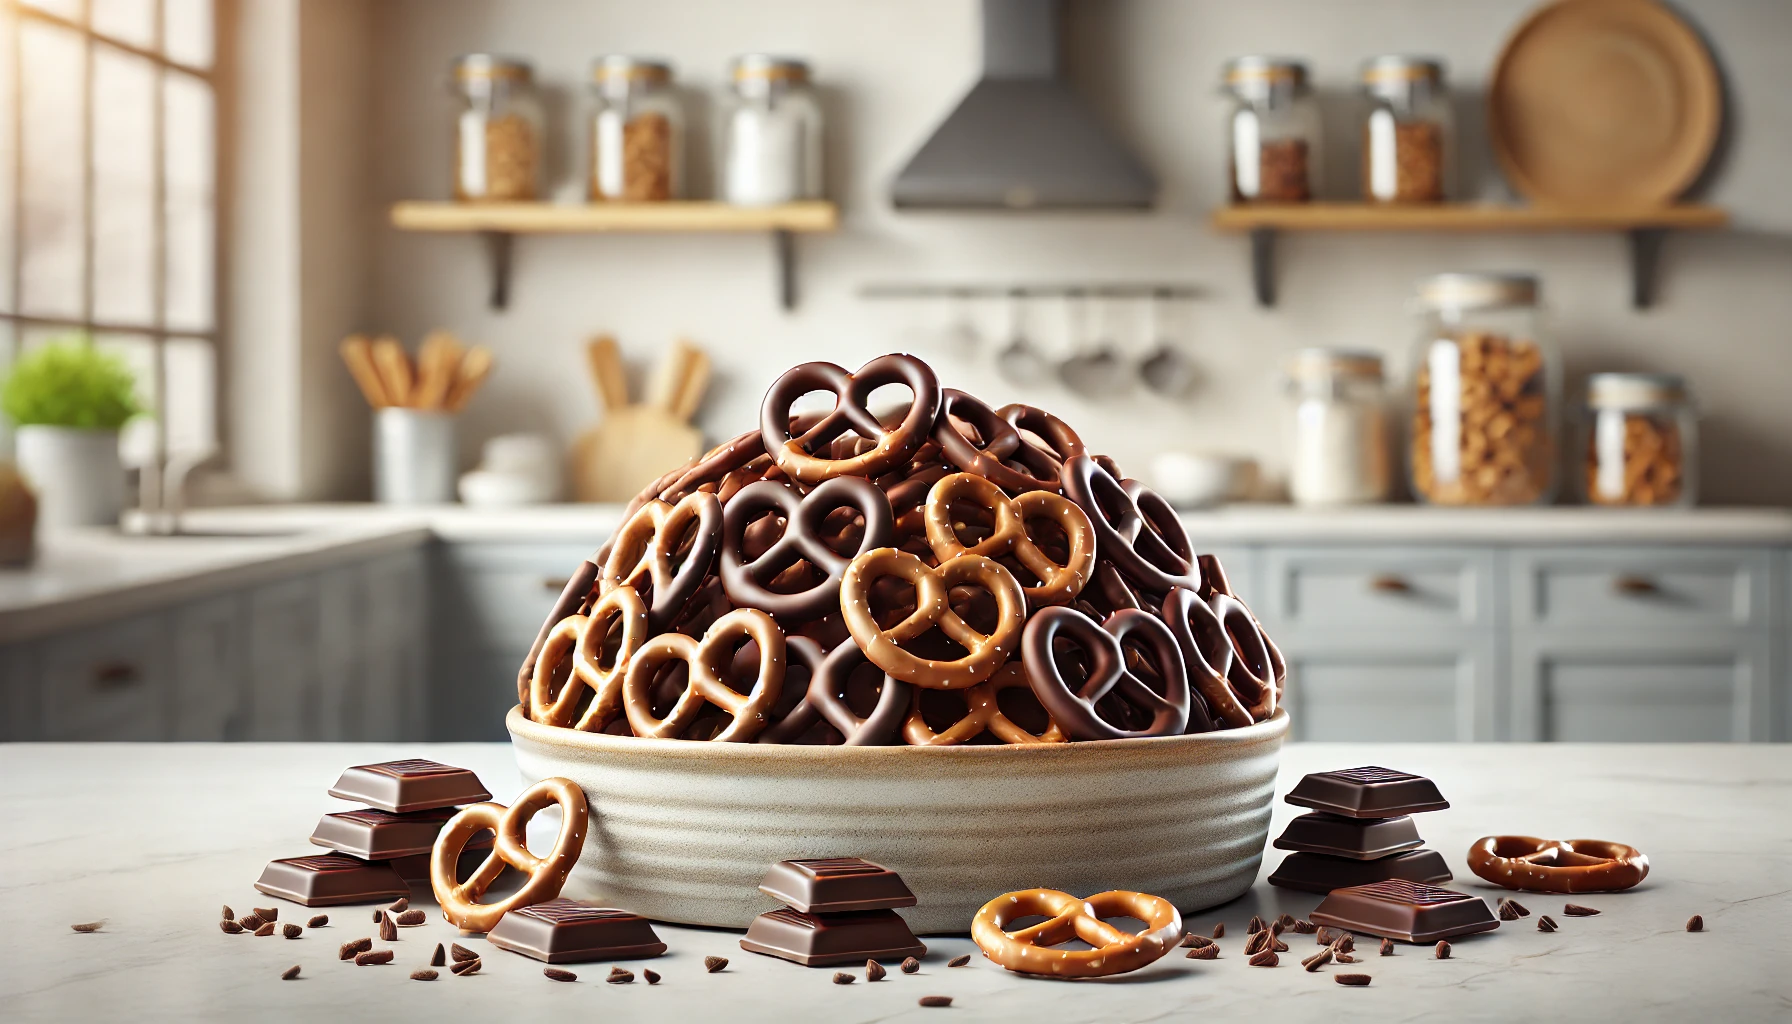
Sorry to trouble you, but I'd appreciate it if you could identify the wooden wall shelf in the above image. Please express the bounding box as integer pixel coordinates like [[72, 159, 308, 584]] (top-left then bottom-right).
[[1209, 202, 1728, 309], [389, 201, 840, 310]]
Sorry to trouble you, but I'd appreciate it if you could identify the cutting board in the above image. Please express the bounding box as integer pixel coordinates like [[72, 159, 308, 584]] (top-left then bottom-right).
[[570, 336, 710, 503]]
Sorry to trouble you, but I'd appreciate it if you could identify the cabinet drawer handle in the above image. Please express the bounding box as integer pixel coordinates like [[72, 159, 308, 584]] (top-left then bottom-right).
[[541, 576, 571, 592], [1368, 574, 1412, 594], [92, 661, 141, 688], [1613, 575, 1659, 596]]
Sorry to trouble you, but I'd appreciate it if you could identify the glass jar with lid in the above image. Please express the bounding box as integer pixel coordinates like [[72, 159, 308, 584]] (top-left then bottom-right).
[[588, 57, 683, 202], [1361, 56, 1452, 203], [450, 55, 543, 202], [1408, 273, 1559, 506], [1283, 349, 1392, 506], [721, 55, 823, 206], [1221, 57, 1322, 203], [1581, 373, 1697, 507]]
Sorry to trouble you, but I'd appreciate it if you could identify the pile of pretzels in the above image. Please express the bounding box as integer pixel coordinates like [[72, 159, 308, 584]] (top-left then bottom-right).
[[516, 353, 1285, 746]]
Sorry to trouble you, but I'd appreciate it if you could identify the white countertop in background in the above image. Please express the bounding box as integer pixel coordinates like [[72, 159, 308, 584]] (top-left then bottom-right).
[[1, 741, 1784, 1022]]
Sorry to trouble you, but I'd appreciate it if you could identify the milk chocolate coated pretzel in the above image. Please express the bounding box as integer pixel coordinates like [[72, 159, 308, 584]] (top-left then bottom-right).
[[720, 477, 895, 622], [623, 608, 786, 741], [529, 586, 650, 731], [599, 491, 723, 631], [902, 663, 1066, 746], [840, 548, 1026, 690], [1021, 606, 1190, 740], [934, 389, 1065, 493], [998, 403, 1087, 465], [431, 777, 588, 933], [972, 888, 1182, 978], [1466, 836, 1650, 894], [923, 472, 1095, 609], [759, 355, 943, 483], [1061, 455, 1201, 594], [517, 559, 600, 707], [759, 636, 911, 745]]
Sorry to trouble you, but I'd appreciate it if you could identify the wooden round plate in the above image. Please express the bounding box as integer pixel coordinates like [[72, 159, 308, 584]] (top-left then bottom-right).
[[1490, 0, 1720, 204]]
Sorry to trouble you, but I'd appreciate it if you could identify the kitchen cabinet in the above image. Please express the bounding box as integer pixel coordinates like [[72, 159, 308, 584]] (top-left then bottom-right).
[[39, 615, 174, 741], [1510, 634, 1768, 742], [172, 596, 248, 741], [1277, 637, 1492, 742]]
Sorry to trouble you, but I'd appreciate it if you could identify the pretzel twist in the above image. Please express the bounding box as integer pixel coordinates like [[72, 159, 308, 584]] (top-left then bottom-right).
[[933, 389, 1067, 494], [923, 472, 1095, 610], [1020, 606, 1191, 740], [759, 355, 943, 484], [972, 888, 1182, 978], [840, 548, 1026, 690], [430, 777, 588, 933], [599, 491, 723, 631], [622, 608, 786, 741], [720, 477, 896, 622], [902, 663, 1066, 746], [1466, 836, 1650, 894], [1161, 587, 1278, 730], [760, 637, 911, 745], [528, 585, 650, 731], [1061, 455, 1202, 595]]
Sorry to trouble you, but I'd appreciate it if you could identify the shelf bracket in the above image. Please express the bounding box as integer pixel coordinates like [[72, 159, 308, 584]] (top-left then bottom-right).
[[485, 231, 514, 310], [1250, 227, 1277, 308], [774, 229, 796, 310], [1628, 228, 1666, 309]]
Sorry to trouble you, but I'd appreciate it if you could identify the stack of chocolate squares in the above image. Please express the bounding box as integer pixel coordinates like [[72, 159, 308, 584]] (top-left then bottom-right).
[[1267, 766, 1454, 894], [741, 858, 927, 967], [254, 759, 493, 906]]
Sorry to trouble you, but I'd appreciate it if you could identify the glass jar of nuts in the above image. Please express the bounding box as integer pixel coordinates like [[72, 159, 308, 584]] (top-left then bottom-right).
[[1408, 274, 1558, 506], [1361, 56, 1452, 203], [589, 57, 684, 202], [1221, 57, 1322, 203], [1581, 373, 1697, 508], [451, 55, 543, 202]]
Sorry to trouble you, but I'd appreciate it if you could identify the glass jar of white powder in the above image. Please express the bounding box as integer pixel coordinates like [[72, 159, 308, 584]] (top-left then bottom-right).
[[720, 55, 823, 206], [1282, 349, 1391, 505]]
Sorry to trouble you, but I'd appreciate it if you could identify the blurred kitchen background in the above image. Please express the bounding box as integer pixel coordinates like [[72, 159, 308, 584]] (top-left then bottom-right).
[[1, 0, 1789, 746]]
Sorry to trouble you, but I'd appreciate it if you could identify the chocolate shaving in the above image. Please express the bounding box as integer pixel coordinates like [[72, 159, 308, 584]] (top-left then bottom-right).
[[1276, 913, 1297, 929], [644, 968, 661, 985], [1379, 937, 1395, 956], [1302, 948, 1333, 972], [919, 996, 953, 1008], [1211, 922, 1225, 938], [1335, 973, 1372, 987], [831, 971, 854, 985], [544, 968, 578, 983], [1498, 901, 1521, 921], [1180, 934, 1215, 949], [410, 969, 438, 981], [608, 967, 635, 984], [1316, 926, 1347, 946], [866, 959, 887, 982], [1247, 915, 1267, 934], [281, 965, 301, 980], [1499, 897, 1530, 918], [387, 898, 409, 914], [282, 924, 302, 939], [307, 915, 328, 928], [221, 906, 234, 922], [1245, 930, 1271, 955], [394, 910, 427, 926], [948, 954, 971, 968], [355, 949, 394, 966], [379, 913, 398, 942], [237, 915, 263, 931], [1272, 934, 1290, 952], [1248, 949, 1279, 967], [254, 907, 278, 922], [451, 943, 479, 963], [1186, 945, 1219, 960], [901, 956, 920, 974], [704, 955, 728, 973], [255, 922, 276, 937], [1292, 919, 1318, 934], [1563, 903, 1599, 917], [450, 958, 481, 976], [1538, 915, 1558, 933], [372, 910, 382, 922], [1434, 940, 1451, 959], [1335, 952, 1361, 964], [431, 943, 446, 967], [220, 920, 244, 935], [1686, 915, 1704, 933], [339, 937, 372, 960]]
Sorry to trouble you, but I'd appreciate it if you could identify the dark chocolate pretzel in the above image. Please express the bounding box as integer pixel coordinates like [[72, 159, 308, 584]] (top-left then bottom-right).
[[720, 477, 895, 622], [759, 636, 911, 745], [759, 355, 943, 484], [1197, 552, 1286, 698], [934, 389, 1065, 494], [1022, 606, 1190, 741], [599, 491, 724, 632], [1161, 587, 1251, 730], [1213, 593, 1276, 721], [1061, 455, 1201, 595], [997, 403, 1087, 465]]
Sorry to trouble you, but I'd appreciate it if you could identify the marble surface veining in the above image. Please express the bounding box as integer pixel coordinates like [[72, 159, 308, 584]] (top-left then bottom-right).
[[0, 743, 1786, 1022]]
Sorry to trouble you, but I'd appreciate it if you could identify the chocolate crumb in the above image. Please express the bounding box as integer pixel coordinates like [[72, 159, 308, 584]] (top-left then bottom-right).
[[379, 913, 398, 942], [281, 965, 301, 980], [1686, 915, 1704, 933], [1335, 953, 1361, 964], [1563, 903, 1599, 917], [355, 949, 394, 966], [372, 910, 382, 923], [307, 915, 328, 928], [1245, 930, 1271, 955], [1499, 901, 1522, 921], [221, 906, 234, 922], [608, 967, 634, 984], [644, 968, 661, 985], [451, 943, 479, 963], [704, 955, 728, 973], [1270, 920, 1285, 936], [219, 920, 244, 935], [431, 943, 446, 966], [395, 910, 427, 926], [1186, 945, 1219, 960], [1504, 898, 1530, 918], [282, 924, 302, 939], [1211, 922, 1225, 938], [544, 968, 577, 982], [410, 969, 438, 981], [1247, 915, 1267, 934], [1180, 934, 1215, 949], [1379, 937, 1395, 956], [1331, 934, 1354, 954], [1302, 948, 1332, 972], [255, 922, 275, 937], [919, 995, 953, 1008], [450, 958, 481, 976], [1538, 915, 1558, 933], [254, 907, 278, 922], [1276, 913, 1297, 929], [1292, 919, 1318, 934], [948, 954, 971, 968], [1434, 940, 1451, 959], [1248, 949, 1279, 967], [901, 956, 920, 974], [831, 972, 854, 985], [1272, 934, 1290, 953], [1315, 926, 1343, 945], [339, 938, 372, 959], [1336, 973, 1372, 987], [237, 915, 263, 931], [387, 898, 409, 914], [866, 959, 886, 982]]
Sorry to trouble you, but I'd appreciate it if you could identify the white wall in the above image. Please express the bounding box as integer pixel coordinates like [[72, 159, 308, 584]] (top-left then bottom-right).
[[322, 0, 1792, 503]]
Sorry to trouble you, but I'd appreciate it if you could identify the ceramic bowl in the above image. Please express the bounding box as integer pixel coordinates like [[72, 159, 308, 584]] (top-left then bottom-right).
[[509, 705, 1289, 934]]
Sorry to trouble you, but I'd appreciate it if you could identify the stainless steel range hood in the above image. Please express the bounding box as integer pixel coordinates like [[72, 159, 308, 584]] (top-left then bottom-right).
[[890, 0, 1156, 209]]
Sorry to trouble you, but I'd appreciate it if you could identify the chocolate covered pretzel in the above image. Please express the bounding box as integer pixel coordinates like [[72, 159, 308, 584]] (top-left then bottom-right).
[[720, 477, 895, 622], [1061, 455, 1201, 595], [759, 355, 943, 484]]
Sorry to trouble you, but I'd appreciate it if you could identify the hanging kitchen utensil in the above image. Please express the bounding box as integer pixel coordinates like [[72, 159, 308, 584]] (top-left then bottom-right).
[[993, 289, 1048, 386], [1056, 291, 1128, 397], [1138, 290, 1200, 398]]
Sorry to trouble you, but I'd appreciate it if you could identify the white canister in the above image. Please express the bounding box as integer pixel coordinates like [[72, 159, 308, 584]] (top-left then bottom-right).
[[720, 55, 823, 206], [1282, 349, 1391, 505], [14, 425, 125, 527], [374, 409, 457, 505]]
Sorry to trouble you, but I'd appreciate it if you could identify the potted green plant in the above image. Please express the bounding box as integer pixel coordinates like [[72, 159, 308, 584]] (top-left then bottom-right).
[[2, 339, 140, 527]]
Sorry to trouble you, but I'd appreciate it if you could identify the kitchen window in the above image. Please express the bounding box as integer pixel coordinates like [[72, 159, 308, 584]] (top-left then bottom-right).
[[0, 0, 221, 466]]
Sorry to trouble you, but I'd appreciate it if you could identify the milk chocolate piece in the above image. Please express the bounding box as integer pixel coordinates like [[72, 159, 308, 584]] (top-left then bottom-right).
[[326, 760, 491, 814], [740, 908, 927, 967], [1268, 849, 1453, 893], [1284, 767, 1449, 819], [254, 853, 410, 907], [1272, 812, 1424, 860], [1309, 880, 1498, 943], [309, 806, 488, 859], [757, 858, 917, 914], [486, 899, 667, 964]]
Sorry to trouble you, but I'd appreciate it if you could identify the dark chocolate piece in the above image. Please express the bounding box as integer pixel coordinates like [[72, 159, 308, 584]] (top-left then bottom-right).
[[254, 853, 410, 907], [310, 807, 483, 860], [1309, 880, 1499, 944], [1268, 849, 1453, 893], [485, 899, 667, 964], [389, 846, 492, 889], [326, 760, 491, 814], [757, 858, 917, 914], [1272, 812, 1424, 861], [1284, 767, 1449, 819], [739, 908, 926, 967]]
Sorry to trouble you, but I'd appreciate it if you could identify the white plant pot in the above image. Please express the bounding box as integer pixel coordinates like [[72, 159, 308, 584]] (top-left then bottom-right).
[[14, 425, 125, 528]]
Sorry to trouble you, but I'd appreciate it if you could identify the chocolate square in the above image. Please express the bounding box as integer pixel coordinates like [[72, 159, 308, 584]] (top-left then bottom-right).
[[1284, 766, 1450, 818], [757, 858, 917, 914], [1272, 812, 1424, 860], [1309, 880, 1499, 943], [486, 900, 667, 964], [740, 908, 926, 967], [253, 853, 410, 907], [326, 760, 491, 814], [1268, 849, 1454, 894], [309, 807, 483, 860]]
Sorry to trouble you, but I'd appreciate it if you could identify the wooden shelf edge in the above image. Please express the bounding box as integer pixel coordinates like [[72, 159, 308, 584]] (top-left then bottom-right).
[[1210, 202, 1728, 233], [390, 200, 840, 234]]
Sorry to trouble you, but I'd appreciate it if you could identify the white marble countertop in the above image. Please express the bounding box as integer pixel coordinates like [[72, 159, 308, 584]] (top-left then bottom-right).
[[1, 742, 1783, 1022]]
